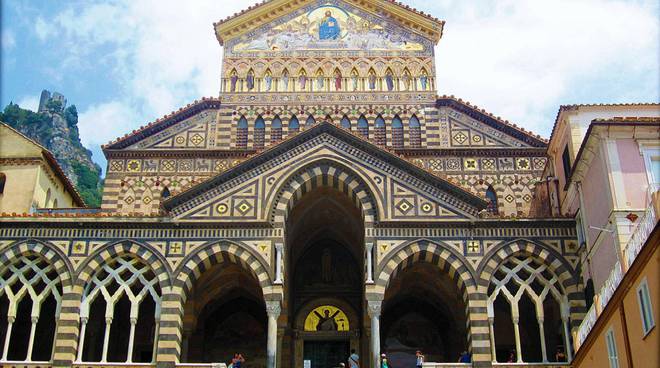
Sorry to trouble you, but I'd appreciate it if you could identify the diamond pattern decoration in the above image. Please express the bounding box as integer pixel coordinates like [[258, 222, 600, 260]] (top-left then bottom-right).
[[142, 196, 152, 204], [189, 133, 205, 146], [235, 200, 254, 216], [522, 194, 532, 202], [395, 199, 414, 214], [505, 194, 515, 203], [453, 132, 468, 144], [124, 196, 135, 204], [126, 160, 141, 172]]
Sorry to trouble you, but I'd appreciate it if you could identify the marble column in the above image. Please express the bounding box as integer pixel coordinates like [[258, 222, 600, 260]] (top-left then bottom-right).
[[366, 243, 374, 284], [274, 243, 283, 284], [488, 317, 497, 362], [512, 317, 522, 363], [266, 301, 282, 368], [367, 301, 382, 368]]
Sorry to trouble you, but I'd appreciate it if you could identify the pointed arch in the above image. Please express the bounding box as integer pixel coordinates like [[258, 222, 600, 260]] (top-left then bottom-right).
[[368, 67, 378, 90], [288, 115, 300, 134], [340, 115, 351, 129], [121, 187, 136, 213], [236, 115, 248, 148], [271, 115, 282, 143], [486, 185, 499, 214], [305, 114, 316, 127], [375, 114, 386, 145], [254, 115, 265, 149], [45, 188, 51, 208], [409, 114, 421, 148], [392, 115, 403, 148], [141, 186, 154, 215], [0, 173, 5, 194], [161, 186, 171, 200], [357, 114, 369, 138]]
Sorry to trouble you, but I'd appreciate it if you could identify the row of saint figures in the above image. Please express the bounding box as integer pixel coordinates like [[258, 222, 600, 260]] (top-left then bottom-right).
[[224, 67, 434, 93]]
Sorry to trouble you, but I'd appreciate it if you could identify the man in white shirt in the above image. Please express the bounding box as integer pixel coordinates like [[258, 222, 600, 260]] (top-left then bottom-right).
[[416, 350, 425, 368], [348, 349, 360, 368]]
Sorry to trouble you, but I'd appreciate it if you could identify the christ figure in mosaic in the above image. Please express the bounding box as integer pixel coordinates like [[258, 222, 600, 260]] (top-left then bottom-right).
[[385, 70, 394, 91], [319, 10, 341, 40], [334, 70, 342, 91]]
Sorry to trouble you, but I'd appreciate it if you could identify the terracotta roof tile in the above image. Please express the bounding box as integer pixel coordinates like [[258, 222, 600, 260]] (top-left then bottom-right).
[[214, 0, 443, 28], [103, 97, 221, 150]]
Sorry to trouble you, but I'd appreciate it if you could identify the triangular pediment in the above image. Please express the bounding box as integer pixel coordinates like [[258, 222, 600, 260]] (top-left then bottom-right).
[[438, 97, 548, 148], [164, 122, 487, 222], [217, 0, 443, 53]]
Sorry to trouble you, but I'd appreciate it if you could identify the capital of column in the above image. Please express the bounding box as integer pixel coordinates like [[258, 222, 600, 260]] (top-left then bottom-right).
[[31, 316, 39, 324], [130, 317, 138, 325], [275, 243, 284, 251], [80, 317, 89, 324], [105, 317, 113, 324], [266, 300, 282, 318], [367, 301, 382, 318], [366, 243, 374, 252], [7, 316, 15, 323], [512, 317, 519, 324]]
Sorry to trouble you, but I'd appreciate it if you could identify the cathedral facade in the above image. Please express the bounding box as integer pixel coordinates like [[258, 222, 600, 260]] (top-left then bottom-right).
[[0, 1, 592, 368]]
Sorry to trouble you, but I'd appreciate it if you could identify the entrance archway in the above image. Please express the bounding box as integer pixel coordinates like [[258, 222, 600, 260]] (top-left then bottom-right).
[[285, 186, 365, 368], [182, 262, 266, 366], [381, 262, 468, 365]]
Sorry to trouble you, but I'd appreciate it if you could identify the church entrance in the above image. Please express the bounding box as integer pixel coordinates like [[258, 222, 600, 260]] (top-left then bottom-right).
[[285, 186, 365, 368]]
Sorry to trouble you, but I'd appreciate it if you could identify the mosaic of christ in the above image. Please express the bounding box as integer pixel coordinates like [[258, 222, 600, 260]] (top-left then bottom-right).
[[233, 5, 425, 52]]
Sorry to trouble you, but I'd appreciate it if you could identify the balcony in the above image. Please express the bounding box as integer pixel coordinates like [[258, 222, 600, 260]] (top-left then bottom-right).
[[574, 183, 659, 351]]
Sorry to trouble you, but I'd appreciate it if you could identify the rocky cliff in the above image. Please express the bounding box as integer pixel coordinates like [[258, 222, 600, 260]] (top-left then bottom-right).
[[1, 102, 103, 207]]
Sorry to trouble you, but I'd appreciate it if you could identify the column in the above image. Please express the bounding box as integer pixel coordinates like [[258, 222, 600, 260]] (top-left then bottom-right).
[[151, 317, 160, 363], [538, 317, 548, 362], [101, 317, 112, 363], [127, 317, 138, 363], [274, 243, 283, 284], [2, 316, 15, 361], [512, 317, 522, 363], [77, 317, 88, 362], [366, 243, 374, 284], [367, 301, 382, 368], [266, 301, 281, 368], [562, 317, 573, 361], [488, 317, 497, 363], [26, 316, 39, 361]]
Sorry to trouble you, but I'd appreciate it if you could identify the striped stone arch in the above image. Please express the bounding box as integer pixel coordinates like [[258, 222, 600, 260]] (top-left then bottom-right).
[[269, 159, 379, 228], [0, 239, 73, 289], [74, 239, 172, 291], [172, 240, 273, 303], [374, 239, 493, 360], [478, 239, 585, 328], [375, 238, 477, 298]]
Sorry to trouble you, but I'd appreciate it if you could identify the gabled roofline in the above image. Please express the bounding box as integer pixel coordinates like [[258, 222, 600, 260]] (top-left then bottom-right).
[[214, 0, 445, 46], [0, 123, 86, 207], [547, 102, 660, 149], [436, 96, 548, 147], [163, 121, 488, 212], [102, 97, 221, 151]]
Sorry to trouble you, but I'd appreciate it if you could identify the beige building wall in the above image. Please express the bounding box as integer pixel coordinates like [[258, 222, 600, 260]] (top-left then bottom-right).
[[0, 124, 80, 212]]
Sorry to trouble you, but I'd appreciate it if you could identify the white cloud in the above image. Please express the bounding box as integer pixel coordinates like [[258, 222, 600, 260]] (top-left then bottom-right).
[[34, 17, 54, 41], [78, 101, 140, 148], [1, 29, 16, 50], [16, 95, 39, 112]]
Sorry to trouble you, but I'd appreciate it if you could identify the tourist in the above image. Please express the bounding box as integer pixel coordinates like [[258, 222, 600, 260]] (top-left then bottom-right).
[[415, 350, 424, 368], [458, 351, 471, 363], [555, 347, 567, 362], [230, 352, 245, 368], [348, 348, 360, 368], [380, 353, 390, 368], [506, 350, 516, 363]]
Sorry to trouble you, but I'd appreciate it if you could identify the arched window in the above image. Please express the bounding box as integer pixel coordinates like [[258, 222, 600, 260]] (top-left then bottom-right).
[[161, 186, 171, 199], [289, 115, 300, 134], [0, 173, 6, 194], [254, 116, 265, 149], [44, 188, 52, 208], [236, 115, 248, 148], [52, 199, 58, 208], [78, 255, 161, 363], [0, 254, 63, 362], [409, 115, 421, 148], [392, 115, 403, 149], [488, 255, 571, 363], [357, 115, 369, 138], [340, 115, 351, 129], [486, 186, 499, 214], [306, 115, 316, 127], [271, 116, 282, 143], [375, 115, 386, 145]]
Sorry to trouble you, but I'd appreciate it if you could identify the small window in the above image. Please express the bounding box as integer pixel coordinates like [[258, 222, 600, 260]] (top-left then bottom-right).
[[52, 198, 58, 208], [289, 115, 300, 132], [271, 116, 282, 143], [237, 115, 248, 148], [485, 186, 498, 214], [357, 115, 369, 138], [392, 115, 403, 149], [161, 187, 171, 199], [45, 188, 52, 208], [340, 115, 351, 129], [605, 328, 620, 368], [562, 146, 571, 183], [0, 173, 5, 194], [637, 278, 655, 335], [254, 116, 265, 149]]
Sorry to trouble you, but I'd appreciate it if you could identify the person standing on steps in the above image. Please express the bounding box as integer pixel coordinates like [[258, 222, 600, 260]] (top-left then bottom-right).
[[348, 348, 360, 368], [415, 350, 424, 368]]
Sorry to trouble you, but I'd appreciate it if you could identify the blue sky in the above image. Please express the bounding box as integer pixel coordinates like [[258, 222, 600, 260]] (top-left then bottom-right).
[[2, 0, 659, 174]]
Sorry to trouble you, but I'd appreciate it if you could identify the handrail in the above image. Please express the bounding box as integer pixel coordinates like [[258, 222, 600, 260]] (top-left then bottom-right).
[[574, 183, 659, 352]]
